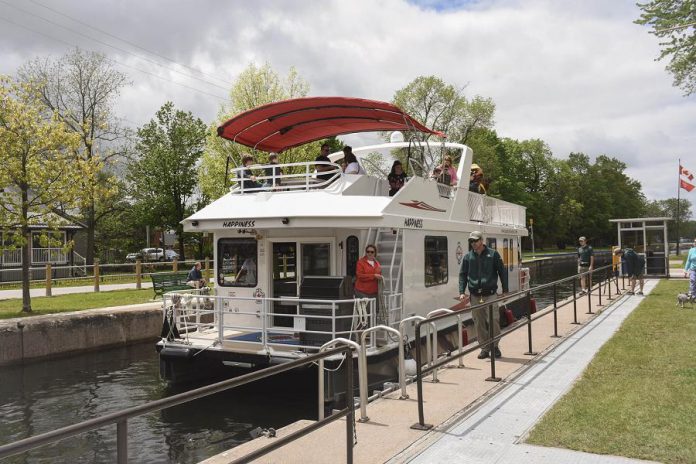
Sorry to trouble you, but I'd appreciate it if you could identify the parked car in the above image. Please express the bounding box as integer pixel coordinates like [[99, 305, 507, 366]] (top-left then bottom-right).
[[126, 248, 180, 262], [125, 250, 143, 262]]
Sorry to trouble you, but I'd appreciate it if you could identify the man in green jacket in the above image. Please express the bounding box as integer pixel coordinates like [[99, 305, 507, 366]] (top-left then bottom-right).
[[459, 230, 509, 359]]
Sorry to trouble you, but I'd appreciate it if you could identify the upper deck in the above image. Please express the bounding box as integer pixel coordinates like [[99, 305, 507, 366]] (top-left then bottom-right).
[[184, 142, 527, 234]]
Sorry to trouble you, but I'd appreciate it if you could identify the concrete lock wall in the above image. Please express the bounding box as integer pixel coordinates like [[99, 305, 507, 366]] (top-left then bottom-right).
[[0, 305, 162, 366]]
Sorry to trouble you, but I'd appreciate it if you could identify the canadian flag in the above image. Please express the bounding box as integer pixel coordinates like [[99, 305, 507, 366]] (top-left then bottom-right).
[[681, 164, 695, 192]]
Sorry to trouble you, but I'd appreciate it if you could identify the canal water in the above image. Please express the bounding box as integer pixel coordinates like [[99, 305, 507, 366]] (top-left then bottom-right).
[[0, 254, 609, 463]]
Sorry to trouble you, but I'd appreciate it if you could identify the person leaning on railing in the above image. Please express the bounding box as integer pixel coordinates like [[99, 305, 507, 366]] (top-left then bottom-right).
[[387, 160, 406, 196], [263, 152, 282, 188], [458, 230, 508, 359], [469, 163, 486, 194], [614, 247, 644, 295], [315, 142, 333, 182], [240, 154, 262, 190]]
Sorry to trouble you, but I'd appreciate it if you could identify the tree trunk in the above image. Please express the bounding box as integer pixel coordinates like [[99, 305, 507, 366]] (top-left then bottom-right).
[[177, 224, 186, 261], [85, 202, 96, 265], [21, 185, 31, 313]]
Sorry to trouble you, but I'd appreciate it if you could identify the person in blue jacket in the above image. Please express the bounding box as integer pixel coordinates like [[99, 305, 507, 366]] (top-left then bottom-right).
[[685, 238, 696, 297]]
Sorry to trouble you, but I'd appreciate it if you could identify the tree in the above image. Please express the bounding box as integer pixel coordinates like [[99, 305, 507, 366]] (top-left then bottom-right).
[[18, 48, 130, 264], [636, 1, 696, 95], [128, 102, 207, 260], [391, 76, 495, 170], [0, 76, 84, 312], [560, 154, 645, 246], [199, 63, 315, 200], [644, 198, 693, 243]]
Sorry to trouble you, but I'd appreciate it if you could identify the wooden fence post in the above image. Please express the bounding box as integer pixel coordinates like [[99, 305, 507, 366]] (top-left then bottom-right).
[[204, 257, 210, 283], [45, 263, 52, 297], [94, 258, 100, 292], [136, 259, 142, 290], [173, 258, 178, 272]]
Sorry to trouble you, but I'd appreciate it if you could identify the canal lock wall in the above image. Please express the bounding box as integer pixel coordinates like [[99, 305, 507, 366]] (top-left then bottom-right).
[[0, 303, 161, 366]]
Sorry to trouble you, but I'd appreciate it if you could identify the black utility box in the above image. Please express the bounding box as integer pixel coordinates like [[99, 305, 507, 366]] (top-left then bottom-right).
[[299, 276, 354, 347]]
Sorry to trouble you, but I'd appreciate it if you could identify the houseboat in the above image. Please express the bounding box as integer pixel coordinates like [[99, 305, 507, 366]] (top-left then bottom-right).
[[156, 97, 528, 402]]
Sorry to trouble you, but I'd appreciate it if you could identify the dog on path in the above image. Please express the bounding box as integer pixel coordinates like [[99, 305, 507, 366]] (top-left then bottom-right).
[[676, 293, 695, 309]]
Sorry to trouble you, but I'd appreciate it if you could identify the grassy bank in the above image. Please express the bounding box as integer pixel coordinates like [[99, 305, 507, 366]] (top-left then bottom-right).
[[526, 280, 696, 463], [0, 289, 157, 320]]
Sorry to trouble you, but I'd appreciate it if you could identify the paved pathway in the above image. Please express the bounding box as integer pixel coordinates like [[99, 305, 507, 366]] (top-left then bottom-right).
[[406, 279, 659, 464], [0, 282, 152, 300]]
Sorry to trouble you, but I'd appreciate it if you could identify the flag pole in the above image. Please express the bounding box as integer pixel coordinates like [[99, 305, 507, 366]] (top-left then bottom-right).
[[676, 158, 681, 256]]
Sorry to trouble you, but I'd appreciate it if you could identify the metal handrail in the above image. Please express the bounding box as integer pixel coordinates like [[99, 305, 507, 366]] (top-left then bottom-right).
[[397, 316, 426, 399], [410, 263, 617, 430], [317, 338, 361, 422], [358, 325, 401, 422], [388, 228, 401, 295], [425, 308, 456, 382], [0, 345, 357, 464]]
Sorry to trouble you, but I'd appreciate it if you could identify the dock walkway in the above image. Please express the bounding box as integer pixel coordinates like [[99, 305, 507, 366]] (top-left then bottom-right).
[[204, 280, 661, 464], [0, 282, 153, 300]]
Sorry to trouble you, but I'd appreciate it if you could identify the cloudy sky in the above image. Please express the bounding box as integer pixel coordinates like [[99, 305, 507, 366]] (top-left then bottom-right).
[[1, 0, 695, 212]]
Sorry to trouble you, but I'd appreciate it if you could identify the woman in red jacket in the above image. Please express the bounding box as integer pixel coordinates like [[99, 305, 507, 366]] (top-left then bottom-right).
[[354, 245, 383, 316]]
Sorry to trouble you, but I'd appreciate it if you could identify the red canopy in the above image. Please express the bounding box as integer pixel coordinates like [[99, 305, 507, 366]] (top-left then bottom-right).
[[217, 96, 445, 153]]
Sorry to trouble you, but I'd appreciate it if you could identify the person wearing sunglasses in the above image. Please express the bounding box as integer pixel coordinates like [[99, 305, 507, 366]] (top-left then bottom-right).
[[458, 230, 508, 359], [355, 245, 383, 318]]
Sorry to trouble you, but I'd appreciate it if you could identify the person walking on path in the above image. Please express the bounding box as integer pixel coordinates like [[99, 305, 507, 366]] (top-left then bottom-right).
[[614, 248, 645, 295], [459, 230, 508, 359], [577, 236, 594, 294], [685, 238, 696, 297]]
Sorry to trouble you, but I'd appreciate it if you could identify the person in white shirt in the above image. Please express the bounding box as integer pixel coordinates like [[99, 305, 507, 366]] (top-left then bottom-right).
[[342, 146, 365, 174]]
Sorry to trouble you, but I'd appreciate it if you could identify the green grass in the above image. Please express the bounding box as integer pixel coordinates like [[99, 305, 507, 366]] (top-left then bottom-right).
[[526, 280, 696, 463], [0, 288, 158, 319]]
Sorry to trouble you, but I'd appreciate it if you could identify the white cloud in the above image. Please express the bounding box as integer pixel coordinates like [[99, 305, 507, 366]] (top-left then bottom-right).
[[1, 0, 695, 213]]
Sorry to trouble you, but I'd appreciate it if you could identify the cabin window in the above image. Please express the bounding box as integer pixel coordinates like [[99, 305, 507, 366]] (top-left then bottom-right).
[[218, 238, 258, 287], [424, 236, 448, 287], [346, 236, 359, 277], [301, 243, 331, 276]]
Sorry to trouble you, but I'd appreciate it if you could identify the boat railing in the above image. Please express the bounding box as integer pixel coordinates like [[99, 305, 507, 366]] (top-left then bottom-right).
[[467, 192, 526, 227], [359, 156, 388, 177], [162, 293, 382, 351], [384, 292, 404, 327], [229, 161, 343, 193], [436, 182, 453, 198]]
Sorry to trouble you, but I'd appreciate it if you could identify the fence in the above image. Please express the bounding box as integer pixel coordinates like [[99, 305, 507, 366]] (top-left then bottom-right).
[[410, 263, 618, 429], [0, 258, 213, 295]]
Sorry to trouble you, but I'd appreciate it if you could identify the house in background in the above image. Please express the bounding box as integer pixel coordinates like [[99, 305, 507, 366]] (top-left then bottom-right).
[[0, 214, 87, 282]]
